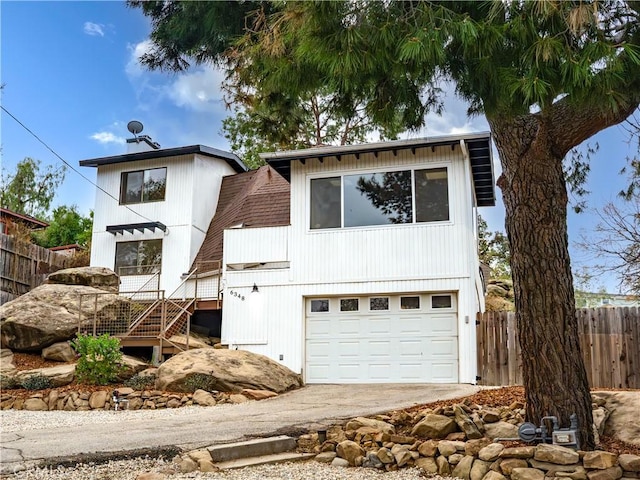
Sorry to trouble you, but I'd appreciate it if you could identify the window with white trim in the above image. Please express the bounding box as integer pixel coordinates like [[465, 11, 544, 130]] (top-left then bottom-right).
[[310, 167, 449, 229]]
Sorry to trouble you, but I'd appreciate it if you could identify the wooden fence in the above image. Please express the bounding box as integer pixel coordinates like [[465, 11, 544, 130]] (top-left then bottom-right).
[[476, 307, 640, 389], [0, 233, 71, 304]]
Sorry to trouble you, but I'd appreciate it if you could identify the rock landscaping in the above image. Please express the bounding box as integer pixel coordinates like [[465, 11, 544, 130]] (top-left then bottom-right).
[[0, 386, 277, 411], [170, 388, 639, 477]]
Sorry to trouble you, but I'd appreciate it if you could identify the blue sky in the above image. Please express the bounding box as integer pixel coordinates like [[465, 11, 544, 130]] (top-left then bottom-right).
[[1, 1, 637, 292]]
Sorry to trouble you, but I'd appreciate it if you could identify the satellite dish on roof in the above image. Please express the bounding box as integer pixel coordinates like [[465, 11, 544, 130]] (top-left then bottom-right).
[[127, 120, 144, 136]]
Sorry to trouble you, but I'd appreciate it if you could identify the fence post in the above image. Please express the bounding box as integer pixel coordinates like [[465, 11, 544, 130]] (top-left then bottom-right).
[[78, 295, 83, 334], [93, 295, 98, 336]]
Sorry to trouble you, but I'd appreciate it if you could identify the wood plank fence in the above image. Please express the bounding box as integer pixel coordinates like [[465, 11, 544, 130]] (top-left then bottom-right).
[[476, 307, 640, 389], [0, 233, 71, 304]]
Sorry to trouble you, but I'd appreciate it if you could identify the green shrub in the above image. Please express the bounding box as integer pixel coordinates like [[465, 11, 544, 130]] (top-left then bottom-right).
[[124, 373, 156, 390], [21, 374, 52, 390], [184, 373, 218, 392], [71, 333, 124, 385]]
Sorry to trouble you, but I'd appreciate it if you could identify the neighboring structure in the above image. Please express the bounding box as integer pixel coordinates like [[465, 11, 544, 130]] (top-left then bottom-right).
[[575, 291, 640, 308], [80, 131, 495, 384], [79, 137, 247, 295], [0, 207, 49, 236], [0, 208, 68, 304], [49, 244, 85, 257]]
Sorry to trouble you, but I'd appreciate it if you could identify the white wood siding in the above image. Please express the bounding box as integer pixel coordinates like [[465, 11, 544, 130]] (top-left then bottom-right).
[[90, 154, 235, 295], [224, 226, 289, 265], [288, 145, 475, 285], [221, 143, 481, 382]]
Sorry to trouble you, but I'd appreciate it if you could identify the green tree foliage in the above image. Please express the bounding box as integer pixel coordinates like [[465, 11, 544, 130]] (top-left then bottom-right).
[[478, 216, 511, 279], [0, 157, 65, 219], [33, 206, 93, 248], [133, 0, 640, 449], [129, 1, 403, 160]]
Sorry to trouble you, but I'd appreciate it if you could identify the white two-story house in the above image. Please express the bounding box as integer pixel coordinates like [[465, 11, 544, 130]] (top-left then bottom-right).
[[80, 135, 247, 295], [81, 132, 495, 384]]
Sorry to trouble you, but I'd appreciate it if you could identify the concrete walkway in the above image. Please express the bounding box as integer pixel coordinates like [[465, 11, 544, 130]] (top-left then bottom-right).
[[0, 383, 481, 474]]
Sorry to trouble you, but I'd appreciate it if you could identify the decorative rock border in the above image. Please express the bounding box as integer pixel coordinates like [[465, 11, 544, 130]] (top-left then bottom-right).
[[0, 387, 277, 411]]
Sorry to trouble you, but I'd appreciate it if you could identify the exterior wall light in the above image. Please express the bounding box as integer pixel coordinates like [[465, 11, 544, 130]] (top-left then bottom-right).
[[252, 283, 259, 293]]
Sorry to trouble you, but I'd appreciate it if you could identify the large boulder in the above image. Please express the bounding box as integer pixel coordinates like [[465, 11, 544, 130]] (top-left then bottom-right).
[[155, 348, 304, 393], [46, 267, 119, 293], [592, 391, 640, 446], [15, 364, 76, 387], [0, 283, 129, 351]]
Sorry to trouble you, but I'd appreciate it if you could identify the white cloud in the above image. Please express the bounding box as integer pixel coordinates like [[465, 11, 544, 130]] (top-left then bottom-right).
[[90, 131, 125, 145], [83, 22, 105, 37], [125, 40, 154, 78], [166, 67, 226, 113]]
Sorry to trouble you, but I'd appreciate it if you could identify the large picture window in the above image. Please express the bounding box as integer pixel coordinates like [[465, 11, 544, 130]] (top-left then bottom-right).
[[120, 167, 166, 204], [115, 239, 162, 276], [310, 167, 449, 229]]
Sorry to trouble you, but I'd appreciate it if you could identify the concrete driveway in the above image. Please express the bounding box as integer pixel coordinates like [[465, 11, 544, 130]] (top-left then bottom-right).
[[0, 383, 480, 474]]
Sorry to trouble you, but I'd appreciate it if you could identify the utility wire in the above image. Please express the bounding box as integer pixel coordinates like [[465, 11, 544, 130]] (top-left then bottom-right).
[[1, 105, 155, 223]]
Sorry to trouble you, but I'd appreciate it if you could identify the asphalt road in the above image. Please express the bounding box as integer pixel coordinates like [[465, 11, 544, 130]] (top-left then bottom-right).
[[0, 383, 480, 475]]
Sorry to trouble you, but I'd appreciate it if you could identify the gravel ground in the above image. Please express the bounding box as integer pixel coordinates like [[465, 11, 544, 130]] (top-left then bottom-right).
[[0, 407, 434, 479], [0, 404, 237, 433], [8, 458, 433, 480]]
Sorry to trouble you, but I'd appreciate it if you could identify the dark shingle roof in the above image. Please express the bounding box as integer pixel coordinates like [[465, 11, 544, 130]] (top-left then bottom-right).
[[191, 166, 290, 273]]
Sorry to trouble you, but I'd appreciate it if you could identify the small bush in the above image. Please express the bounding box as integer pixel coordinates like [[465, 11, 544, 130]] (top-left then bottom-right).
[[0, 375, 19, 390], [71, 333, 124, 385], [124, 373, 156, 390], [184, 373, 218, 392], [21, 374, 52, 390]]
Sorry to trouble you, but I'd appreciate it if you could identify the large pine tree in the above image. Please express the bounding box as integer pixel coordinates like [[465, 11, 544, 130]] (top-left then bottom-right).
[[131, 0, 640, 448]]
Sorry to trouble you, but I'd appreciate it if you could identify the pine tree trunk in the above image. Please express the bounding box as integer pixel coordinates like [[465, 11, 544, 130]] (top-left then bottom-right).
[[489, 117, 595, 450]]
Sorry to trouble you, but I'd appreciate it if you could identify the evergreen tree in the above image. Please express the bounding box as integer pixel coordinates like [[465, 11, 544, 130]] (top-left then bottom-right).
[[132, 1, 640, 448]]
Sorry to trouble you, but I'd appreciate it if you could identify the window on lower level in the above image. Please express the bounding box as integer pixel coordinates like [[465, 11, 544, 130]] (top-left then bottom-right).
[[120, 167, 166, 204], [115, 239, 162, 276], [310, 167, 449, 229]]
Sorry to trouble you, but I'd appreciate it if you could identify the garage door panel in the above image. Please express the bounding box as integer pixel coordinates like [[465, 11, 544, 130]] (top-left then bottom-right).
[[306, 364, 330, 381], [369, 363, 392, 379], [428, 338, 458, 357], [398, 339, 422, 357], [430, 314, 458, 335], [306, 340, 331, 360], [397, 316, 425, 335], [431, 361, 459, 382], [367, 340, 391, 357], [337, 363, 360, 379], [306, 294, 459, 383], [307, 318, 331, 337], [336, 318, 361, 335], [337, 340, 360, 357], [368, 317, 392, 335]]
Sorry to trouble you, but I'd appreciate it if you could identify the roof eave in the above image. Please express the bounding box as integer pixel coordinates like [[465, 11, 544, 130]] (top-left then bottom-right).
[[263, 133, 496, 207], [79, 145, 247, 173]]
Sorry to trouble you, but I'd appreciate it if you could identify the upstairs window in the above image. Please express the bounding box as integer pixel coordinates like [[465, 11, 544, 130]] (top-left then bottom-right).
[[310, 167, 449, 229], [120, 167, 166, 204], [115, 239, 162, 276]]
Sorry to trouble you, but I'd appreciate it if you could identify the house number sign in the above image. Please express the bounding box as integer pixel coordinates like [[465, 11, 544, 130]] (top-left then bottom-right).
[[228, 290, 245, 301]]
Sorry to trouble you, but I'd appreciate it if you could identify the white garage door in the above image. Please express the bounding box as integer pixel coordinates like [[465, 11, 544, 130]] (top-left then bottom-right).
[[305, 293, 458, 383]]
